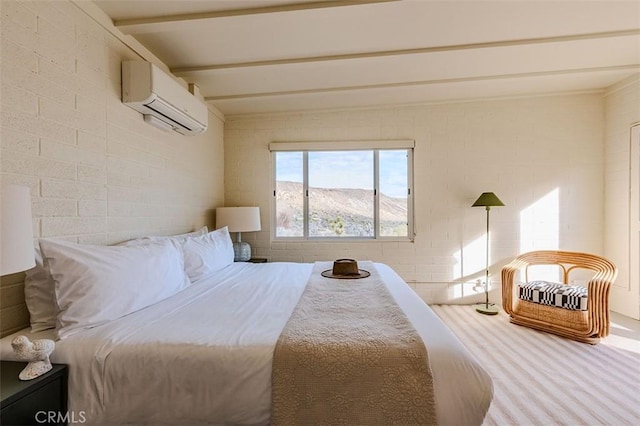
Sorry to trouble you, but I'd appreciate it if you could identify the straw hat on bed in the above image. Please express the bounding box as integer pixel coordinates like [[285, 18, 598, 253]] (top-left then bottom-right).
[[321, 259, 370, 279]]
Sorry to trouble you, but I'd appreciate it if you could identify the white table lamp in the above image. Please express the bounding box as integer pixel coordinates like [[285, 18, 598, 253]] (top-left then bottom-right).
[[216, 207, 261, 261], [1, 184, 36, 275]]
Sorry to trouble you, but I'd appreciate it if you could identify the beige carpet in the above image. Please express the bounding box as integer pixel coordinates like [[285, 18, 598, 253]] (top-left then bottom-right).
[[431, 305, 640, 426]]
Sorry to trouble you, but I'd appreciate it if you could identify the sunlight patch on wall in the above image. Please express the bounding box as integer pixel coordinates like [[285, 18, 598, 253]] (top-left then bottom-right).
[[453, 235, 486, 280], [520, 188, 560, 281], [452, 234, 487, 299], [449, 281, 480, 301]]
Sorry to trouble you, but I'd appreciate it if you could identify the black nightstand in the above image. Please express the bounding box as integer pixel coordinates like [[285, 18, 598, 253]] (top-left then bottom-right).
[[1, 361, 68, 425], [248, 257, 268, 263]]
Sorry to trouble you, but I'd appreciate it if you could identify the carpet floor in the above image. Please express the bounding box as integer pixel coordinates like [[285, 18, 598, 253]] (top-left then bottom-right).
[[431, 305, 640, 426]]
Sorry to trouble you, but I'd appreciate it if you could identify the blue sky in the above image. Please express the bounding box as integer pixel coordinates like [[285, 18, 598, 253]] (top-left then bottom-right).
[[276, 150, 408, 198]]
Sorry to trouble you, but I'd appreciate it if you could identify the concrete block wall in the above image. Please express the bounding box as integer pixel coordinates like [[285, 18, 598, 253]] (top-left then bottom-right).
[[1, 0, 225, 245], [0, 0, 224, 335], [224, 94, 605, 303]]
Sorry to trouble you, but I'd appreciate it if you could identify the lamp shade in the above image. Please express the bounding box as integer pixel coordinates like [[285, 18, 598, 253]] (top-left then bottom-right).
[[1, 184, 35, 275], [472, 192, 505, 208], [216, 207, 261, 232]]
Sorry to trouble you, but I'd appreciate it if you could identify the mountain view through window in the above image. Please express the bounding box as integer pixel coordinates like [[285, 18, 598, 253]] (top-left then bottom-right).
[[275, 149, 411, 239]]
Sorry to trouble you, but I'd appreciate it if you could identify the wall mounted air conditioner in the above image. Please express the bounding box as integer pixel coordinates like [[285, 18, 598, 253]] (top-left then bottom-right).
[[122, 61, 208, 136]]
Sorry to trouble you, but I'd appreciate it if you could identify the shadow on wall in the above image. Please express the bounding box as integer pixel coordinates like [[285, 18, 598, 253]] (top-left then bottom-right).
[[205, 209, 217, 231], [445, 258, 512, 304], [450, 188, 561, 303]]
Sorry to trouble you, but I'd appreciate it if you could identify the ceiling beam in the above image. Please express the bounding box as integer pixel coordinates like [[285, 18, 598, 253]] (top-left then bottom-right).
[[204, 64, 640, 101], [173, 29, 640, 74], [115, 0, 399, 34]]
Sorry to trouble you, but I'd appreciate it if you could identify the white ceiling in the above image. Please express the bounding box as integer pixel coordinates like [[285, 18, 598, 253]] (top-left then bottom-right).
[[93, 0, 640, 116]]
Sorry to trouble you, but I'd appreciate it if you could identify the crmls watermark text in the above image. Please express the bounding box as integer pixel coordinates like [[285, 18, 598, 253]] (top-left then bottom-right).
[[35, 411, 86, 424]]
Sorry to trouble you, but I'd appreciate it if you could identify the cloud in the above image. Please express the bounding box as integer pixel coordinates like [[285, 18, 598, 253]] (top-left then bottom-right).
[[276, 149, 409, 198]]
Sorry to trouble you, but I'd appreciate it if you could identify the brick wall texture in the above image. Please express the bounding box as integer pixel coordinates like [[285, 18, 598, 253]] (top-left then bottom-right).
[[1, 0, 225, 247], [1, 0, 637, 308], [224, 94, 612, 303]]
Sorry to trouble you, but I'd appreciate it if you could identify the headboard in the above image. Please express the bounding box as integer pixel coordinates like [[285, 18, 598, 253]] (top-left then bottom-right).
[[0, 272, 30, 338]]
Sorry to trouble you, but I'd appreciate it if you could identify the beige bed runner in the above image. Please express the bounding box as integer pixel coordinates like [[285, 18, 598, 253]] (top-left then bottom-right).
[[271, 261, 436, 425]]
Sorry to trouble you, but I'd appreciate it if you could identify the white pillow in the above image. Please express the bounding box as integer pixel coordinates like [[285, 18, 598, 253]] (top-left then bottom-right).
[[24, 247, 57, 332], [120, 226, 208, 247], [39, 238, 191, 339], [181, 227, 235, 282], [24, 227, 208, 332]]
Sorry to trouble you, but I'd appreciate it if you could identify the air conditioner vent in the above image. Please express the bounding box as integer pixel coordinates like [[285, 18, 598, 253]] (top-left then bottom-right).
[[122, 61, 208, 136]]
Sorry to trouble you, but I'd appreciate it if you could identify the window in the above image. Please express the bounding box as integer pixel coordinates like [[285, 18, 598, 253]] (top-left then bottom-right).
[[271, 141, 414, 240]]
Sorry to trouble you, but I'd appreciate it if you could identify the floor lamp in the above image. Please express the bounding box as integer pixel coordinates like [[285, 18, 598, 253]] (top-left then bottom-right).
[[472, 192, 505, 315]]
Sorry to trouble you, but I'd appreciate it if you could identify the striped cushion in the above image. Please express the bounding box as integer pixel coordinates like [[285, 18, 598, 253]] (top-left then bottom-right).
[[518, 281, 588, 311]]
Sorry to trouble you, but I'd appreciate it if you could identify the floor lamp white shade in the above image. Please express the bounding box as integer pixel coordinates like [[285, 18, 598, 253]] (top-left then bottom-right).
[[1, 184, 35, 275], [216, 207, 261, 261]]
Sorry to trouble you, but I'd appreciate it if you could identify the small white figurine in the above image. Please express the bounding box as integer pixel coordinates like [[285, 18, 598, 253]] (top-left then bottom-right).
[[11, 335, 55, 380]]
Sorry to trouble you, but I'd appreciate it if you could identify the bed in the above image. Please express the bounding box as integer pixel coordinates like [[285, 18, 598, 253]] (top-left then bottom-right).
[[0, 229, 493, 425]]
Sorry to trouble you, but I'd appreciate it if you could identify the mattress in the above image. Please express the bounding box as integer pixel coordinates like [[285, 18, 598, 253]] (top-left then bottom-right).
[[0, 262, 493, 425]]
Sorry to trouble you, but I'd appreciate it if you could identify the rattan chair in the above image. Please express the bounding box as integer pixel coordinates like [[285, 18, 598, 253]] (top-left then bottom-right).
[[501, 250, 617, 344]]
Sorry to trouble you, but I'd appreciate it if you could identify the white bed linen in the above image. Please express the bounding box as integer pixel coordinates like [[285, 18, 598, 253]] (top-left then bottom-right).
[[1, 262, 492, 425]]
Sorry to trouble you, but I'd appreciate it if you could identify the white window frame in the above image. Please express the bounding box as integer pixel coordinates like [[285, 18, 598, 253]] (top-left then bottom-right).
[[270, 140, 415, 242]]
